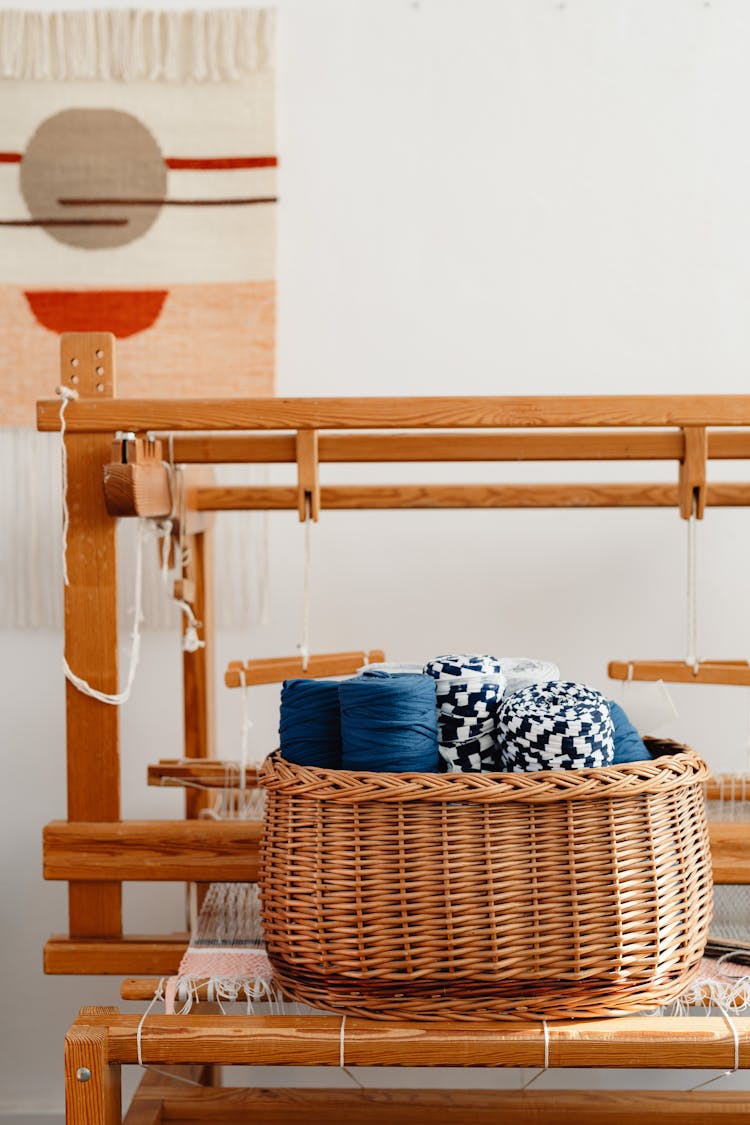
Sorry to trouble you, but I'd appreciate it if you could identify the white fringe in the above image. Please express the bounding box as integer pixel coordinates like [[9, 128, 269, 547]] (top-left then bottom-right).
[[0, 8, 275, 82], [0, 428, 270, 630], [663, 971, 750, 1016]]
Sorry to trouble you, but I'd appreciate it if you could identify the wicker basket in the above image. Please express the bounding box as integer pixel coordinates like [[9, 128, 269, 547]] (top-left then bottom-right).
[[258, 739, 712, 1020]]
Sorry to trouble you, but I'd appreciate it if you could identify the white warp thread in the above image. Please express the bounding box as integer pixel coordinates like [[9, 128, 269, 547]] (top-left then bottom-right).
[[298, 516, 312, 671], [686, 513, 700, 672], [520, 1020, 550, 1090]]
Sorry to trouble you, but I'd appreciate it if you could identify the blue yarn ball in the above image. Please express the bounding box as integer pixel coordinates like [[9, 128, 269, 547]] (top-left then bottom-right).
[[609, 700, 651, 764], [340, 673, 440, 773], [279, 678, 343, 768]]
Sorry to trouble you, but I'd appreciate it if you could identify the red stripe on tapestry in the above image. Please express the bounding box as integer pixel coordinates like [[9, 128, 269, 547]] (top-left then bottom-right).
[[165, 156, 278, 170]]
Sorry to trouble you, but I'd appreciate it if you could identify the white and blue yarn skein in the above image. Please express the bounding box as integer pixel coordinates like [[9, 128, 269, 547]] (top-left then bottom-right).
[[498, 681, 615, 772], [498, 657, 560, 698], [424, 654, 506, 772]]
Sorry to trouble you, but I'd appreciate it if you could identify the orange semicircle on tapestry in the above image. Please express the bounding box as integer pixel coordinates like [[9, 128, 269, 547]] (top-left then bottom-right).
[[24, 289, 168, 338]]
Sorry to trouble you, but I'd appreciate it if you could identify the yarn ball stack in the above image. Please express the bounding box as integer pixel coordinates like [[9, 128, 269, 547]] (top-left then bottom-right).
[[423, 654, 506, 772], [498, 681, 615, 772]]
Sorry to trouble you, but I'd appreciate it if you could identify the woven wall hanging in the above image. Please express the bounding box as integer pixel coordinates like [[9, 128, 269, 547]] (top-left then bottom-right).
[[0, 8, 276, 627]]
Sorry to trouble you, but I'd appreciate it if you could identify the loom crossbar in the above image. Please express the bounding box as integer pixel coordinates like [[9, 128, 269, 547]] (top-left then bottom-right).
[[35, 393, 750, 431]]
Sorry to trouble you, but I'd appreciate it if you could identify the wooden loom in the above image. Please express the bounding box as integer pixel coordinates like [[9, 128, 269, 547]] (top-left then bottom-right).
[[38, 333, 750, 1125]]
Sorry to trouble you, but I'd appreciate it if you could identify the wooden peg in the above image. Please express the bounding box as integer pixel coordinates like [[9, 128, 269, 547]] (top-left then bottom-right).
[[103, 435, 172, 518], [679, 426, 707, 519], [296, 430, 320, 521]]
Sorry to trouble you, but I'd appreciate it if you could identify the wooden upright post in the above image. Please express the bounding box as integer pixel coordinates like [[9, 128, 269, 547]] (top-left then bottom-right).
[[182, 528, 216, 818], [61, 333, 122, 938], [65, 1008, 121, 1125]]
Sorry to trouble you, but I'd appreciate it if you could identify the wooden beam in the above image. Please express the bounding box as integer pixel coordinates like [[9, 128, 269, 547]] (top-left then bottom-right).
[[45, 934, 189, 975], [705, 775, 750, 802], [224, 648, 385, 687], [194, 483, 750, 512], [70, 1012, 750, 1069], [37, 394, 750, 433], [609, 660, 750, 686], [148, 761, 261, 790], [161, 429, 750, 464], [150, 1086, 750, 1125], [43, 820, 261, 882], [710, 822, 750, 884], [60, 332, 122, 940]]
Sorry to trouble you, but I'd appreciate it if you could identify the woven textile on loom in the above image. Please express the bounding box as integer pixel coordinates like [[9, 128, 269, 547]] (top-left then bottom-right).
[[165, 883, 282, 1013], [165, 880, 750, 1016]]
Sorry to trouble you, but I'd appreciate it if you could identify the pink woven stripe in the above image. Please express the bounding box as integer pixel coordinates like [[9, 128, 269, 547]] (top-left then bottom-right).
[[177, 947, 273, 978]]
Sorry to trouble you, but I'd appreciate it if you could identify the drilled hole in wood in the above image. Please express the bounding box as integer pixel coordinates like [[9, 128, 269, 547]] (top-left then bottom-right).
[[70, 358, 79, 368], [95, 349, 104, 359], [96, 366, 104, 376], [71, 374, 79, 385], [96, 383, 104, 393]]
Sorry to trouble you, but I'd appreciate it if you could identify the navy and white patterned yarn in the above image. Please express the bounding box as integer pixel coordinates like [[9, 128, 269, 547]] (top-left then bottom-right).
[[498, 658, 560, 698], [423, 654, 506, 772], [498, 681, 614, 772]]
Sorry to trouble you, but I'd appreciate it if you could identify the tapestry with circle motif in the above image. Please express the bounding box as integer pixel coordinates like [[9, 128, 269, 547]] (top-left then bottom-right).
[[0, 8, 276, 627]]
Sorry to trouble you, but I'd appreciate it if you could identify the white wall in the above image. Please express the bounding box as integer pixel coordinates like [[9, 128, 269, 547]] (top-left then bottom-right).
[[4, 0, 750, 1111]]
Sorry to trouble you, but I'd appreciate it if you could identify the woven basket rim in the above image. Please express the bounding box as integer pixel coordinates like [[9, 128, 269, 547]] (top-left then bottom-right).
[[259, 740, 709, 803]]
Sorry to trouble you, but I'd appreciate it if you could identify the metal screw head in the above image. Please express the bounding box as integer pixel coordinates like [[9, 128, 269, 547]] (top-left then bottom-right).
[[76, 1067, 91, 1083]]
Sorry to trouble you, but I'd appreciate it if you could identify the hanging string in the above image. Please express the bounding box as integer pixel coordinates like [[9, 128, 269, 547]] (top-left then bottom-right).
[[688, 1005, 741, 1091], [339, 1015, 365, 1089], [520, 1020, 550, 1090], [686, 509, 699, 673], [57, 386, 77, 586], [136, 980, 202, 1088], [64, 518, 145, 706], [239, 667, 252, 812], [297, 513, 312, 671]]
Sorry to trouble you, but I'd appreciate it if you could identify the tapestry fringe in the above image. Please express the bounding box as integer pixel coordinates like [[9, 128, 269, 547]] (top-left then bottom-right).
[[0, 8, 275, 83], [0, 428, 270, 630]]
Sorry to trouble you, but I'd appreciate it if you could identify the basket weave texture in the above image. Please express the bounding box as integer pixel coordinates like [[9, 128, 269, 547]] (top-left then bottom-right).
[[259, 739, 712, 1020]]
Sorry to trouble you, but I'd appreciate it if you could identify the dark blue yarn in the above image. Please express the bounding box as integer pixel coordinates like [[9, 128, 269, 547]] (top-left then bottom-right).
[[279, 678, 343, 768], [339, 673, 440, 772], [609, 700, 651, 764]]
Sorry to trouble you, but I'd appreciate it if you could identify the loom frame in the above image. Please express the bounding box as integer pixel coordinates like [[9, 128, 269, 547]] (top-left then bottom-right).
[[39, 333, 750, 1123]]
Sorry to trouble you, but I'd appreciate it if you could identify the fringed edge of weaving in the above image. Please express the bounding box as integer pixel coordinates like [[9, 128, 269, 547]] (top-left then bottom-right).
[[0, 8, 275, 83], [660, 964, 750, 1015], [165, 974, 284, 1015]]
